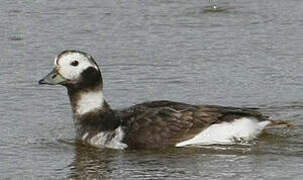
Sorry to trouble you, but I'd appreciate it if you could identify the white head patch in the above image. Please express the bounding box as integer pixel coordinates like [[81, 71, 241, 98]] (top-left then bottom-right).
[[55, 52, 98, 81]]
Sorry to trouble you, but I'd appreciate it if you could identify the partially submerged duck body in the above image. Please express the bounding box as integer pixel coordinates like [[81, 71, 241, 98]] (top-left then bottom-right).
[[39, 50, 291, 149]]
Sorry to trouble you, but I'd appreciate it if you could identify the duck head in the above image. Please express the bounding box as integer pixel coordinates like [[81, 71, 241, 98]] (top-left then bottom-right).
[[39, 50, 102, 91], [39, 50, 107, 116]]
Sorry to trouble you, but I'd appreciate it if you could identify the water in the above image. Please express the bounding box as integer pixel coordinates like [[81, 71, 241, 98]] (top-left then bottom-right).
[[1, 0, 303, 179]]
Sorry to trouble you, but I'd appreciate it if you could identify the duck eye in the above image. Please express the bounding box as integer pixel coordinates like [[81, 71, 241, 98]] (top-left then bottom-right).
[[71, 60, 79, 66]]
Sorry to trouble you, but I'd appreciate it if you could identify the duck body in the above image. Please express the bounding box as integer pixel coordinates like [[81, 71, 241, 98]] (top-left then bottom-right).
[[118, 100, 270, 149], [39, 50, 289, 149]]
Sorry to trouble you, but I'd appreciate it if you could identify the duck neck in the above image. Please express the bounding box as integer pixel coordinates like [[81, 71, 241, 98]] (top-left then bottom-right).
[[67, 87, 120, 137]]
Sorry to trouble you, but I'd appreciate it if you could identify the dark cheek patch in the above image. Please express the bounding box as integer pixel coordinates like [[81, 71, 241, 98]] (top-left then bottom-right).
[[75, 67, 103, 90]]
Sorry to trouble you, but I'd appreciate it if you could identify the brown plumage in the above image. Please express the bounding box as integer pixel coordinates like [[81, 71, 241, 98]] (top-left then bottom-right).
[[116, 100, 271, 148], [39, 50, 292, 149]]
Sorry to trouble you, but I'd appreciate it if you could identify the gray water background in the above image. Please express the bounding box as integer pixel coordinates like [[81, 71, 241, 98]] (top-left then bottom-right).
[[0, 0, 303, 179]]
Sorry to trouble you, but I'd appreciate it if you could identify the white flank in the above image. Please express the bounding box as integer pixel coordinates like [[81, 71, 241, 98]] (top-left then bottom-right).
[[76, 90, 104, 115], [176, 117, 271, 147], [82, 132, 89, 141], [88, 126, 128, 149]]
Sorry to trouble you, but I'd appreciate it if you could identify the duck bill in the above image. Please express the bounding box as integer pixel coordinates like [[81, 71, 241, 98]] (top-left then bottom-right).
[[39, 68, 67, 85]]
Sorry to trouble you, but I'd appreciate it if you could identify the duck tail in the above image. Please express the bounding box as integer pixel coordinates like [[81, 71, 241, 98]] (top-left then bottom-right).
[[265, 120, 294, 129]]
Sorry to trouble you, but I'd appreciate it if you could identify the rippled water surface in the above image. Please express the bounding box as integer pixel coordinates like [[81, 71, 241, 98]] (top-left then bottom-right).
[[1, 0, 303, 179]]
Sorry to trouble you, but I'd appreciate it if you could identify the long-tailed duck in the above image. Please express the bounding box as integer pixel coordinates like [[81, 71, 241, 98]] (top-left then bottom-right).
[[39, 50, 291, 149]]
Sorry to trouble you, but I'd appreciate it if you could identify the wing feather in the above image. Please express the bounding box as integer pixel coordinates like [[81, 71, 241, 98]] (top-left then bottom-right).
[[115, 100, 269, 148]]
